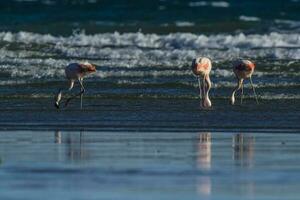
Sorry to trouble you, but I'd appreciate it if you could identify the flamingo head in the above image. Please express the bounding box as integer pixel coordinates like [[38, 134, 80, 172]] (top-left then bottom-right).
[[248, 61, 255, 70], [191, 58, 208, 76], [82, 62, 97, 73]]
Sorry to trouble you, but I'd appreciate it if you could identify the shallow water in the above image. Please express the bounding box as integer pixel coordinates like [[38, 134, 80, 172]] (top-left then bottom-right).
[[0, 131, 300, 200]]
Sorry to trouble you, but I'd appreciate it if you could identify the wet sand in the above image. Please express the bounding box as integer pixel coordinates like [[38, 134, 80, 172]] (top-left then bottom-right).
[[0, 130, 299, 200], [0, 98, 299, 131]]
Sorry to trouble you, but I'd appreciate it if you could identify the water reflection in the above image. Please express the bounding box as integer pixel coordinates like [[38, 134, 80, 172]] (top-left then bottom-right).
[[54, 130, 61, 144], [197, 132, 212, 198], [196, 132, 256, 198], [232, 133, 255, 168], [232, 133, 256, 198], [197, 132, 212, 171], [54, 130, 90, 162]]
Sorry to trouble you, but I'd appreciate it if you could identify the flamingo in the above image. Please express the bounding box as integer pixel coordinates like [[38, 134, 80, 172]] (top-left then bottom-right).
[[54, 62, 96, 109], [191, 57, 212, 108], [230, 59, 258, 105]]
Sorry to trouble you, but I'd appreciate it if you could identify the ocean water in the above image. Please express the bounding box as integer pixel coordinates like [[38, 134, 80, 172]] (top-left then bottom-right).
[[0, 1, 300, 199], [0, 1, 299, 110], [1, 31, 300, 129]]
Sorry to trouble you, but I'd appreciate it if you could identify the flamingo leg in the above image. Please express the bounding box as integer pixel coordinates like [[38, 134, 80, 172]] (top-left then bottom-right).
[[204, 75, 211, 96], [230, 78, 243, 105], [197, 76, 202, 107], [54, 80, 74, 109], [64, 79, 85, 108], [202, 76, 207, 107], [79, 79, 85, 109], [250, 76, 259, 104], [240, 82, 244, 105], [80, 92, 83, 109]]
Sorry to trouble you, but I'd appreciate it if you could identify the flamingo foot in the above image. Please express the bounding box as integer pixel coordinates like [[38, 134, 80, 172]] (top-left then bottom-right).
[[54, 102, 60, 109]]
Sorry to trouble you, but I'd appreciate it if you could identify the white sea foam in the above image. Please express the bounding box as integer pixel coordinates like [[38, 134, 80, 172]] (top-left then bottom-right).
[[0, 80, 29, 86], [212, 69, 233, 77], [188, 1, 229, 7], [175, 21, 195, 27], [239, 16, 261, 22], [274, 19, 300, 29], [1, 31, 300, 50], [211, 1, 230, 7], [0, 31, 299, 81], [259, 93, 300, 100], [212, 81, 300, 89]]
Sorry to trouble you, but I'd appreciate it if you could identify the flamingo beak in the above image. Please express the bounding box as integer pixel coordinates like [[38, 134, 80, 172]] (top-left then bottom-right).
[[89, 65, 97, 72]]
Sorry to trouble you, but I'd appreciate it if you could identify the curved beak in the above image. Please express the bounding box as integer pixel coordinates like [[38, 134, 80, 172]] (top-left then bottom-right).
[[86, 64, 97, 72]]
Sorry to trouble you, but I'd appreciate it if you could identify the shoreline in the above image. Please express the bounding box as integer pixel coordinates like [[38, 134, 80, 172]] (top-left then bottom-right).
[[0, 126, 299, 133]]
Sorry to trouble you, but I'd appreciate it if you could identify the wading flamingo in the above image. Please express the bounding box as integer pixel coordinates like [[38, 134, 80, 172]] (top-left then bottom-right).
[[191, 57, 212, 108], [54, 62, 96, 109], [230, 59, 258, 105]]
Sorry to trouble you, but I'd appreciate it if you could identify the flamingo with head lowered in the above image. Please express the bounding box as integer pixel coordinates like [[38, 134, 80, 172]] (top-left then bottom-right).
[[230, 59, 258, 105], [54, 62, 96, 109], [191, 57, 212, 108]]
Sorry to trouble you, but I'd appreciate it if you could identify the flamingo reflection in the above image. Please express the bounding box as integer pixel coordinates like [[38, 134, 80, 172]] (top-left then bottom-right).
[[54, 130, 89, 161], [197, 132, 212, 197], [55, 130, 61, 144], [232, 133, 255, 167], [232, 133, 256, 197]]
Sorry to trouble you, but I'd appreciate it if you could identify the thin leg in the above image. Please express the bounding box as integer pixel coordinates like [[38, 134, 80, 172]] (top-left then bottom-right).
[[80, 92, 83, 109], [197, 76, 202, 103], [204, 75, 211, 93], [240, 82, 244, 105], [64, 79, 85, 108], [202, 77, 207, 107], [54, 90, 62, 109], [55, 80, 74, 109], [249, 77, 259, 104], [79, 79, 85, 109]]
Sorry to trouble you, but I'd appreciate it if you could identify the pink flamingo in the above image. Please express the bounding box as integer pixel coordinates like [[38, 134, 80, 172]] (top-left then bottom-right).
[[230, 59, 258, 105], [191, 57, 212, 108], [54, 62, 96, 109]]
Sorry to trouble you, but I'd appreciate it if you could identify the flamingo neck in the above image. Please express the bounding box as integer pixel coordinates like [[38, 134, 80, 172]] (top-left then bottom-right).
[[230, 78, 243, 105], [202, 75, 212, 108], [230, 93, 235, 105]]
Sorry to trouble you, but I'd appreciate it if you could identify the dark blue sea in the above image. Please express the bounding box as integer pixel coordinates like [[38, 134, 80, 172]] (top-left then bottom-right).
[[0, 0, 299, 199]]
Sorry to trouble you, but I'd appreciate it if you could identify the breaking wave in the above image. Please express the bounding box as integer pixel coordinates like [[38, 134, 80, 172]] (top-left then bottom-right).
[[0, 31, 299, 100], [1, 31, 300, 49]]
